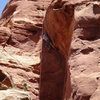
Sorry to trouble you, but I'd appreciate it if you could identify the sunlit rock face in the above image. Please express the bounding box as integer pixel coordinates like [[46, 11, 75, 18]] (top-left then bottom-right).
[[40, 0, 75, 100], [0, 0, 100, 100], [41, 0, 100, 100], [0, 0, 51, 99], [69, 0, 100, 100], [43, 0, 75, 57]]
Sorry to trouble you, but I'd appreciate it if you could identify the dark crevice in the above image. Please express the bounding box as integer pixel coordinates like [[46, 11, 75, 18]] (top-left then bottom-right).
[[29, 79, 37, 83], [35, 23, 43, 28], [53, 1, 66, 9], [13, 26, 40, 35], [78, 26, 100, 41], [29, 30, 38, 34], [21, 98, 30, 100], [80, 96, 90, 100], [37, 7, 45, 11], [93, 4, 100, 14], [72, 91, 77, 98], [78, 32, 100, 41], [70, 48, 79, 54], [6, 35, 16, 46], [79, 36, 100, 41], [0, 70, 6, 82], [64, 4, 74, 17], [80, 47, 94, 54], [96, 77, 100, 80], [53, 4, 63, 9]]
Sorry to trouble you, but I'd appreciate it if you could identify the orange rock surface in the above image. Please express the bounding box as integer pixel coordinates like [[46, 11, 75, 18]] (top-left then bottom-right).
[[0, 0, 100, 100]]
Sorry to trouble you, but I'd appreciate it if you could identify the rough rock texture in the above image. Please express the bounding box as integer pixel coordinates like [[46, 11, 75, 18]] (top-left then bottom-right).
[[0, 70, 13, 90], [0, 0, 51, 99], [0, 88, 30, 100], [40, 0, 75, 100], [41, 0, 100, 100], [69, 0, 100, 100], [0, 0, 100, 100]]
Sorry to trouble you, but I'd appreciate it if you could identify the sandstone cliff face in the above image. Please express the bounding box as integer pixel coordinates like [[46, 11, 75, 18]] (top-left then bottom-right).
[[70, 1, 100, 100], [0, 0, 51, 99], [0, 0, 100, 100], [41, 0, 100, 100], [40, 0, 75, 100]]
